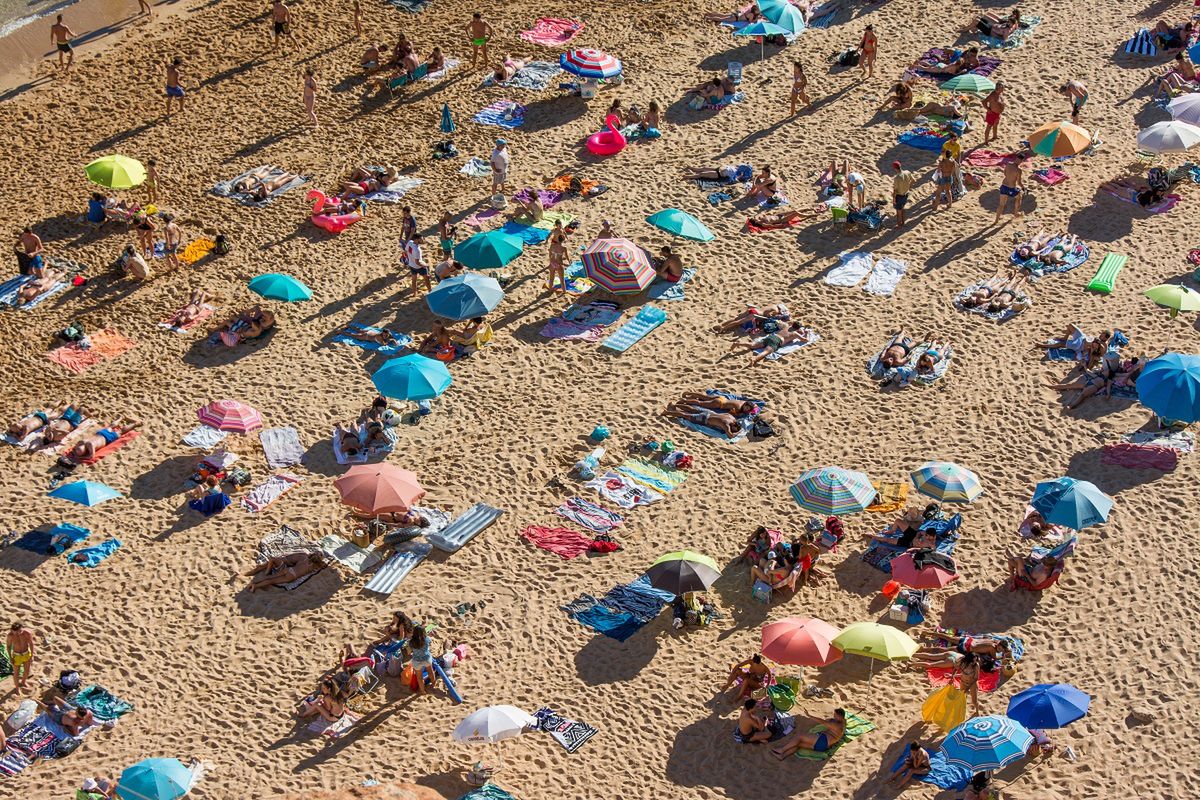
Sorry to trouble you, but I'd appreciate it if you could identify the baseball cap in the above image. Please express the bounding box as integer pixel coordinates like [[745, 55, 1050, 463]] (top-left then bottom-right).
[[495, 138, 507, 145], [892, 160, 902, 169]]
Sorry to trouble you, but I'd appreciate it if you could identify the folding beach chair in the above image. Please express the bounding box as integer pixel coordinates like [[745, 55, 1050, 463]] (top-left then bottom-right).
[[386, 63, 429, 98]]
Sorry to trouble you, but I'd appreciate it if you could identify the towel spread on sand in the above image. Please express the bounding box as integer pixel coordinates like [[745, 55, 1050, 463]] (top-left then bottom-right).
[[963, 149, 1023, 168], [533, 707, 598, 753], [212, 165, 308, 206], [72, 685, 134, 721], [75, 430, 141, 465], [0, 275, 34, 306], [318, 534, 383, 574], [260, 427, 305, 469], [66, 538, 122, 567], [519, 17, 584, 46], [46, 329, 137, 374], [793, 713, 875, 760], [890, 744, 972, 790], [825, 251, 874, 286], [332, 323, 413, 354], [863, 258, 908, 296], [423, 58, 459, 81], [481, 61, 563, 90], [867, 481, 908, 513], [521, 525, 595, 559], [473, 100, 526, 128], [906, 48, 1001, 82], [1103, 442, 1178, 471], [158, 304, 215, 333], [540, 301, 622, 342], [241, 472, 303, 512], [14, 522, 90, 554], [7, 280, 67, 309], [500, 221, 553, 244], [555, 496, 624, 532], [757, 328, 819, 361], [585, 471, 664, 509], [1121, 429, 1195, 452], [182, 424, 229, 450], [363, 176, 424, 204], [647, 268, 697, 301], [615, 457, 688, 494], [514, 187, 566, 209]]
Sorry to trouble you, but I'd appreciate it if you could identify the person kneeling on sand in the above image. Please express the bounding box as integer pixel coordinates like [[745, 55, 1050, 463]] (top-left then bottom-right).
[[721, 654, 771, 699]]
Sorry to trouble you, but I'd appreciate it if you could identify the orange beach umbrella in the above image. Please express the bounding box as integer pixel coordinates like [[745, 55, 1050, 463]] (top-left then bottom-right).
[[333, 464, 425, 514]]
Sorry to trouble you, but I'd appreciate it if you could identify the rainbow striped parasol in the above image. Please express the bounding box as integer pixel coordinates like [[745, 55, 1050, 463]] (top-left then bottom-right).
[[789, 466, 876, 515], [580, 238, 655, 294]]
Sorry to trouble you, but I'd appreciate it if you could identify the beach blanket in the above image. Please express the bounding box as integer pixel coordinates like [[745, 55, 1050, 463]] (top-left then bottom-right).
[[482, 61, 563, 90], [862, 528, 959, 573], [521, 525, 594, 559], [460, 157, 492, 178], [864, 257, 908, 296], [927, 665, 1003, 693], [1032, 167, 1069, 186], [615, 457, 688, 494], [794, 713, 875, 760], [1010, 238, 1090, 276], [72, 685, 134, 722], [212, 165, 308, 206], [260, 427, 305, 469], [66, 538, 121, 568], [7, 721, 60, 760], [1103, 442, 1178, 471], [158, 303, 215, 333], [933, 627, 1026, 662], [1124, 27, 1157, 57], [520, 17, 584, 46], [7, 280, 68, 310], [318, 533, 383, 574], [0, 275, 34, 307], [364, 176, 424, 204], [75, 430, 141, 466], [585, 471, 664, 509], [826, 251, 874, 287], [473, 100, 525, 129], [534, 707, 598, 752], [867, 342, 954, 387], [601, 306, 667, 352], [541, 300, 622, 342], [383, 0, 428, 10], [46, 329, 137, 374], [0, 749, 30, 776], [241, 472, 303, 512], [331, 323, 413, 354], [979, 15, 1042, 49], [898, 128, 951, 151], [257, 525, 326, 588], [458, 785, 517, 800], [646, 267, 696, 301], [564, 577, 671, 641], [963, 149, 1022, 168], [182, 425, 228, 450], [555, 496, 623, 532], [867, 481, 908, 513], [954, 282, 1030, 322], [890, 744, 972, 790], [907, 48, 1001, 82], [1121, 429, 1195, 452], [704, 91, 746, 110], [754, 328, 819, 361], [14, 522, 90, 554], [500, 221, 553, 245]]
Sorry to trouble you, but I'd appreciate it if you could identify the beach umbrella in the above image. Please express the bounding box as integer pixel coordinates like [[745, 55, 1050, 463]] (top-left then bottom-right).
[[580, 237, 655, 294], [789, 466, 876, 515], [645, 208, 715, 242], [454, 230, 524, 270], [85, 154, 146, 190], [1136, 352, 1200, 422], [560, 48, 622, 80], [1030, 477, 1112, 529], [1006, 684, 1091, 729], [942, 715, 1033, 772], [115, 757, 192, 800], [1027, 120, 1091, 158], [733, 21, 791, 62], [426, 273, 504, 321], [334, 463, 425, 514], [1167, 93, 1200, 126], [889, 549, 959, 590], [248, 273, 312, 302], [759, 0, 805, 35], [940, 74, 995, 96], [48, 480, 123, 507], [371, 354, 452, 401], [452, 705, 535, 743], [646, 550, 721, 596], [196, 399, 263, 433], [1144, 284, 1200, 320], [1191, 42, 1200, 66], [832, 622, 918, 683], [1136, 120, 1200, 154], [440, 102, 455, 134], [909, 461, 983, 504], [761, 617, 842, 668]]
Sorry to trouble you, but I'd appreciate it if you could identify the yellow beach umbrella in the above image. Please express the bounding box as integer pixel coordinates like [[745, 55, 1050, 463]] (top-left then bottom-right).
[[84, 154, 146, 190], [1027, 121, 1091, 158], [832, 622, 918, 683]]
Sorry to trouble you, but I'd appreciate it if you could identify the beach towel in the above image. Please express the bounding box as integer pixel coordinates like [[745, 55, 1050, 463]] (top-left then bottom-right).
[[72, 685, 133, 722], [533, 707, 597, 752], [898, 128, 950, 151], [460, 157, 492, 178], [963, 149, 1021, 168], [808, 2, 839, 29], [932, 627, 1025, 662], [926, 665, 1003, 694], [331, 323, 413, 354], [890, 744, 972, 790], [7, 721, 60, 760], [158, 304, 215, 333], [704, 91, 746, 110], [759, 328, 820, 361], [0, 749, 31, 776], [188, 492, 231, 517], [540, 301, 623, 342], [954, 282, 1030, 322], [473, 100, 525, 129], [14, 522, 90, 554], [179, 425, 227, 452], [499, 221, 552, 245], [1122, 429, 1195, 452], [458, 786, 517, 800], [482, 61, 563, 90], [363, 176, 424, 204], [519, 18, 584, 46], [1032, 167, 1068, 186], [980, 15, 1042, 49], [318, 533, 383, 574], [863, 257, 908, 296], [826, 251, 874, 287], [260, 427, 305, 469], [7, 280, 68, 309], [867, 481, 908, 513], [907, 48, 1001, 82], [426, 502, 505, 552], [556, 496, 623, 532], [601, 306, 667, 352], [515, 187, 566, 209], [333, 428, 368, 465], [1103, 441, 1178, 471], [793, 712, 875, 760], [671, 388, 765, 442], [240, 472, 303, 512], [0, 274, 34, 307], [521, 525, 594, 559], [862, 529, 959, 573], [1010, 237, 1090, 275], [257, 525, 326, 588], [212, 165, 308, 206], [66, 538, 121, 567], [646, 267, 696, 301], [1086, 253, 1128, 294], [1125, 27, 1157, 56], [45, 329, 137, 375], [383, 0, 428, 11], [75, 430, 141, 465], [363, 542, 434, 595], [585, 471, 664, 509], [867, 342, 954, 387], [615, 457, 688, 494], [745, 214, 802, 232], [420, 57, 458, 82]]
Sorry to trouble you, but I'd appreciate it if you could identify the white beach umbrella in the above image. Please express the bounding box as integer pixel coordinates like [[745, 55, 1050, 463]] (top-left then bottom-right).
[[451, 705, 535, 744], [1167, 94, 1200, 126], [1136, 120, 1200, 153]]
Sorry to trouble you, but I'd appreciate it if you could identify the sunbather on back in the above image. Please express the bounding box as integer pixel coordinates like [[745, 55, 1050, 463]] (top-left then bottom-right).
[[1007, 552, 1059, 586], [677, 392, 757, 415], [69, 417, 139, 459], [17, 268, 64, 304], [234, 170, 297, 201], [915, 340, 950, 375], [662, 403, 742, 436], [712, 304, 789, 334], [245, 551, 326, 592], [41, 404, 87, 445], [880, 330, 916, 368], [8, 401, 69, 439]]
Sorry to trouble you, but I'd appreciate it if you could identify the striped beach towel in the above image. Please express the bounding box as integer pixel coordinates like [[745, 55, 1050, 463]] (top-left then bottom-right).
[[1125, 28, 1157, 57], [519, 18, 584, 46], [473, 100, 526, 129]]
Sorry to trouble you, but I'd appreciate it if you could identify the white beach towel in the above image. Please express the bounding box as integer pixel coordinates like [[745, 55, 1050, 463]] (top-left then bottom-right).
[[241, 473, 304, 512], [318, 534, 383, 574], [259, 426, 305, 469], [863, 257, 908, 296], [460, 157, 493, 178], [825, 251, 874, 287], [182, 425, 228, 450]]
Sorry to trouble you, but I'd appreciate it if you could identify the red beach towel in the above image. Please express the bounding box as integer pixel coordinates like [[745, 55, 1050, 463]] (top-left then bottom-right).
[[521, 525, 595, 559], [926, 666, 1001, 693], [518, 18, 584, 47]]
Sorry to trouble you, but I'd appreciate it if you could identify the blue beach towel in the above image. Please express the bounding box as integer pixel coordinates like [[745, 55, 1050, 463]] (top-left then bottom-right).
[[0, 275, 34, 307], [809, 5, 838, 29], [66, 538, 121, 567], [72, 685, 134, 721], [473, 100, 525, 129], [14, 522, 90, 555], [568, 601, 643, 642], [500, 221, 552, 245], [647, 268, 696, 301], [980, 16, 1042, 49], [332, 323, 413, 354], [890, 744, 972, 790], [600, 306, 667, 352], [898, 129, 950, 151]]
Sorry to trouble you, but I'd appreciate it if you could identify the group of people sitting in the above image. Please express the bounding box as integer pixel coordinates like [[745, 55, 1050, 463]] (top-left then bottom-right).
[[603, 98, 663, 136], [1039, 325, 1145, 410], [742, 518, 843, 594], [362, 33, 446, 80], [415, 316, 494, 362]]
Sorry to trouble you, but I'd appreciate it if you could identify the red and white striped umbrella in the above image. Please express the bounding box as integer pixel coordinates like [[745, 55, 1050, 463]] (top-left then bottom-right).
[[197, 399, 263, 433], [559, 48, 623, 80], [581, 238, 655, 294]]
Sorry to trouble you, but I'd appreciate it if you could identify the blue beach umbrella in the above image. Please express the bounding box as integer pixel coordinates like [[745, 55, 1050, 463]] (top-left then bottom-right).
[[645, 208, 714, 242], [733, 21, 790, 62], [115, 757, 192, 800], [247, 273, 312, 302], [1030, 477, 1112, 529], [440, 103, 455, 134], [371, 354, 452, 401], [1006, 684, 1091, 729], [761, 0, 805, 35], [909, 461, 983, 504], [943, 716, 1033, 772], [48, 480, 123, 507], [426, 273, 504, 321], [790, 466, 876, 515], [453, 230, 524, 270], [1189, 42, 1200, 67], [1136, 352, 1200, 422]]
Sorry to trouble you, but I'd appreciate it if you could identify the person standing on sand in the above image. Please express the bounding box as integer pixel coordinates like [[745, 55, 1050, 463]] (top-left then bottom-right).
[[165, 57, 185, 116], [271, 0, 295, 50], [6, 622, 36, 692], [303, 68, 318, 129], [466, 12, 493, 70], [50, 15, 76, 73], [546, 230, 567, 293], [1060, 79, 1088, 123], [789, 60, 811, 116], [859, 25, 877, 79], [163, 213, 182, 269], [17, 226, 46, 275], [352, 0, 362, 38], [489, 138, 510, 195], [137, 0, 154, 18], [982, 82, 1004, 144], [145, 158, 159, 203], [994, 154, 1026, 224], [891, 160, 915, 228]]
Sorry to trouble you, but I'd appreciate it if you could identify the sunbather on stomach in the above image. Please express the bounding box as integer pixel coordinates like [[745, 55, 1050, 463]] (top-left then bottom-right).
[[676, 392, 757, 416], [662, 403, 742, 436], [233, 169, 297, 201], [41, 404, 87, 446], [1099, 177, 1163, 209], [215, 305, 275, 346], [17, 268, 63, 304], [712, 303, 789, 334], [70, 417, 140, 460], [912, 46, 979, 76], [8, 401, 69, 439]]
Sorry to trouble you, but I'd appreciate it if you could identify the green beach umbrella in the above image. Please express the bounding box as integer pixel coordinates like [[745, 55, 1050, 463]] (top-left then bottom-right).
[[939, 74, 995, 96], [645, 209, 715, 242], [1145, 283, 1200, 319], [646, 550, 721, 595], [454, 230, 524, 270], [832, 621, 919, 683], [248, 273, 312, 302], [85, 155, 146, 190]]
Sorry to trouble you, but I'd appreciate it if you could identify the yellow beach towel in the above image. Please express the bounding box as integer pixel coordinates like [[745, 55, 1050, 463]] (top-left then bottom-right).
[[867, 481, 908, 513]]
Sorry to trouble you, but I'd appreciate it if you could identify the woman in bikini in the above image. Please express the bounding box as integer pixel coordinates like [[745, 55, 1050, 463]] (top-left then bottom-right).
[[216, 305, 276, 346], [789, 61, 811, 115], [915, 340, 951, 376], [712, 304, 789, 334], [166, 289, 212, 328], [492, 55, 525, 84], [705, 3, 761, 23], [676, 392, 757, 415], [17, 268, 65, 305], [749, 166, 779, 202], [245, 552, 326, 592], [546, 231, 567, 293], [877, 81, 914, 112], [233, 169, 299, 201], [959, 271, 1027, 309], [70, 418, 140, 460], [335, 323, 402, 346]]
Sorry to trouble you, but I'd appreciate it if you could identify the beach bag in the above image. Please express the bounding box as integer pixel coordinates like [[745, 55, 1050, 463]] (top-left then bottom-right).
[[767, 683, 796, 711], [751, 418, 776, 438], [835, 47, 861, 67], [213, 234, 230, 255], [55, 737, 82, 757], [687, 93, 705, 110], [56, 670, 82, 692]]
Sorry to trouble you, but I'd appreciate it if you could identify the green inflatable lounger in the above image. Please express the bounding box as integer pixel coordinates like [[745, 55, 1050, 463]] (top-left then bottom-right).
[[1086, 253, 1128, 294]]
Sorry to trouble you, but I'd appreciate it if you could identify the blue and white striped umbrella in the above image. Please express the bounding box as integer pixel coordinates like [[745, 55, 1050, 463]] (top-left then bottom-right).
[[910, 461, 983, 503], [943, 715, 1033, 772], [790, 467, 876, 515]]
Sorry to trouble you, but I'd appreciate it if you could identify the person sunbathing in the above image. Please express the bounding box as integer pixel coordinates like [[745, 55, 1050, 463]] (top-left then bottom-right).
[[915, 341, 951, 375], [1048, 355, 1143, 409], [166, 289, 212, 328], [748, 204, 834, 228], [685, 78, 725, 105], [8, 401, 70, 439], [712, 304, 790, 334], [959, 271, 1027, 310], [705, 3, 761, 23], [426, 46, 446, 73], [351, 509, 429, 528], [1151, 52, 1198, 99], [55, 704, 96, 736], [1099, 177, 1164, 209], [862, 505, 938, 548], [70, 418, 140, 460], [507, 191, 544, 223], [771, 707, 847, 759], [682, 163, 751, 184], [341, 166, 397, 197], [964, 9, 1022, 40], [734, 699, 777, 744], [888, 741, 931, 789], [728, 322, 813, 365], [245, 552, 326, 592], [215, 305, 276, 346], [41, 404, 88, 445], [676, 392, 757, 415], [492, 55, 525, 84], [335, 322, 402, 346], [748, 166, 780, 202], [1152, 20, 1196, 51], [298, 677, 347, 722], [918, 634, 1011, 660], [17, 267, 64, 304], [233, 168, 298, 201], [880, 330, 918, 368], [662, 403, 742, 436], [721, 654, 770, 699], [876, 80, 914, 112], [1034, 234, 1080, 268], [911, 46, 980, 76]]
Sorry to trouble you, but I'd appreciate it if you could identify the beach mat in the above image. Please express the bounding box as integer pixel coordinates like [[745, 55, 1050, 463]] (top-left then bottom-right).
[[890, 743, 971, 790], [540, 300, 622, 342], [212, 165, 308, 207], [481, 61, 563, 90], [319, 533, 384, 574], [66, 538, 121, 567], [601, 306, 667, 352], [473, 100, 525, 129], [555, 496, 623, 532], [383, 0, 428, 11], [363, 542, 433, 595], [979, 15, 1042, 49], [907, 48, 1001, 81], [866, 481, 908, 513], [72, 685, 134, 722], [521, 525, 594, 559], [258, 525, 326, 590], [260, 426, 305, 469], [793, 712, 875, 760], [519, 18, 584, 46], [584, 471, 664, 508], [534, 707, 598, 752], [426, 503, 505, 552], [647, 268, 696, 301], [45, 329, 137, 374]]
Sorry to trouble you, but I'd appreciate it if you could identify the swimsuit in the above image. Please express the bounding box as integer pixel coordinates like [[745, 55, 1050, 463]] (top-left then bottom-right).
[[999, 184, 1020, 197], [57, 41, 73, 52], [472, 37, 487, 46], [760, 334, 784, 350], [98, 428, 119, 445], [812, 732, 831, 752], [33, 411, 50, 425], [10, 649, 31, 668], [166, 85, 184, 98], [985, 109, 1001, 125], [274, 20, 286, 34]]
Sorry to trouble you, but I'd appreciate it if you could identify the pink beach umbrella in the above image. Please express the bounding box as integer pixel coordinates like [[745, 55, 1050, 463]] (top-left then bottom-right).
[[580, 237, 655, 294], [761, 617, 843, 667], [889, 549, 959, 590], [196, 399, 263, 433], [333, 463, 426, 515]]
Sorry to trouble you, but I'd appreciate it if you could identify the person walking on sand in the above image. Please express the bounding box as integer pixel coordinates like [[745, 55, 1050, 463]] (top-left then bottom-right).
[[789, 61, 812, 115], [546, 230, 567, 293], [50, 15, 76, 73], [931, 151, 956, 212], [490, 138, 510, 195], [891, 160, 915, 228], [145, 158, 159, 203], [466, 12, 493, 70], [1060, 79, 1088, 123], [165, 57, 185, 116], [303, 68, 318, 129], [163, 213, 181, 269], [405, 233, 431, 294], [6, 622, 35, 692], [982, 82, 1004, 144], [994, 154, 1026, 224], [137, 0, 154, 18], [271, 0, 295, 50], [859, 25, 877, 79]]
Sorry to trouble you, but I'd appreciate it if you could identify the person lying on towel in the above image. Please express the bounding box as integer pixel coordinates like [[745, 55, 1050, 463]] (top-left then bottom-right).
[[69, 417, 140, 460], [728, 322, 813, 366], [961, 9, 1023, 40], [663, 404, 742, 436], [16, 267, 64, 305], [960, 271, 1029, 314], [212, 305, 275, 347], [1006, 551, 1059, 587], [712, 304, 790, 335], [244, 552, 326, 592], [771, 707, 847, 759]]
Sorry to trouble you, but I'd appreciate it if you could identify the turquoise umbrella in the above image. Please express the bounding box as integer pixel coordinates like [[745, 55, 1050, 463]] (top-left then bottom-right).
[[115, 757, 192, 800], [426, 273, 504, 321], [371, 354, 452, 401], [248, 273, 312, 302], [48, 480, 123, 507], [645, 209, 714, 242], [1030, 477, 1112, 529], [440, 103, 455, 134], [454, 230, 524, 270], [733, 21, 790, 62], [942, 716, 1033, 772], [760, 0, 805, 35], [1136, 352, 1200, 422]]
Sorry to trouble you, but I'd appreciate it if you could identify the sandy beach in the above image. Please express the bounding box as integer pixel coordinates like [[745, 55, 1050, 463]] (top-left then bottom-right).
[[1, 0, 1199, 798]]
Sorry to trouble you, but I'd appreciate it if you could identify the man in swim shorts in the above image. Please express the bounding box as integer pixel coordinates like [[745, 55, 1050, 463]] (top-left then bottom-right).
[[6, 622, 36, 691], [50, 15, 76, 73], [165, 57, 185, 116], [771, 707, 847, 759], [891, 161, 915, 228], [270, 0, 295, 50], [465, 12, 493, 70], [994, 155, 1026, 224], [70, 418, 141, 460], [662, 403, 743, 437], [982, 82, 1005, 144], [1060, 79, 1088, 123], [16, 226, 46, 275]]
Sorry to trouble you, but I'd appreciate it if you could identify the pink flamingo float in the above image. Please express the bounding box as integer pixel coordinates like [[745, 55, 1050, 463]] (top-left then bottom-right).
[[306, 189, 365, 234], [586, 114, 627, 157]]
